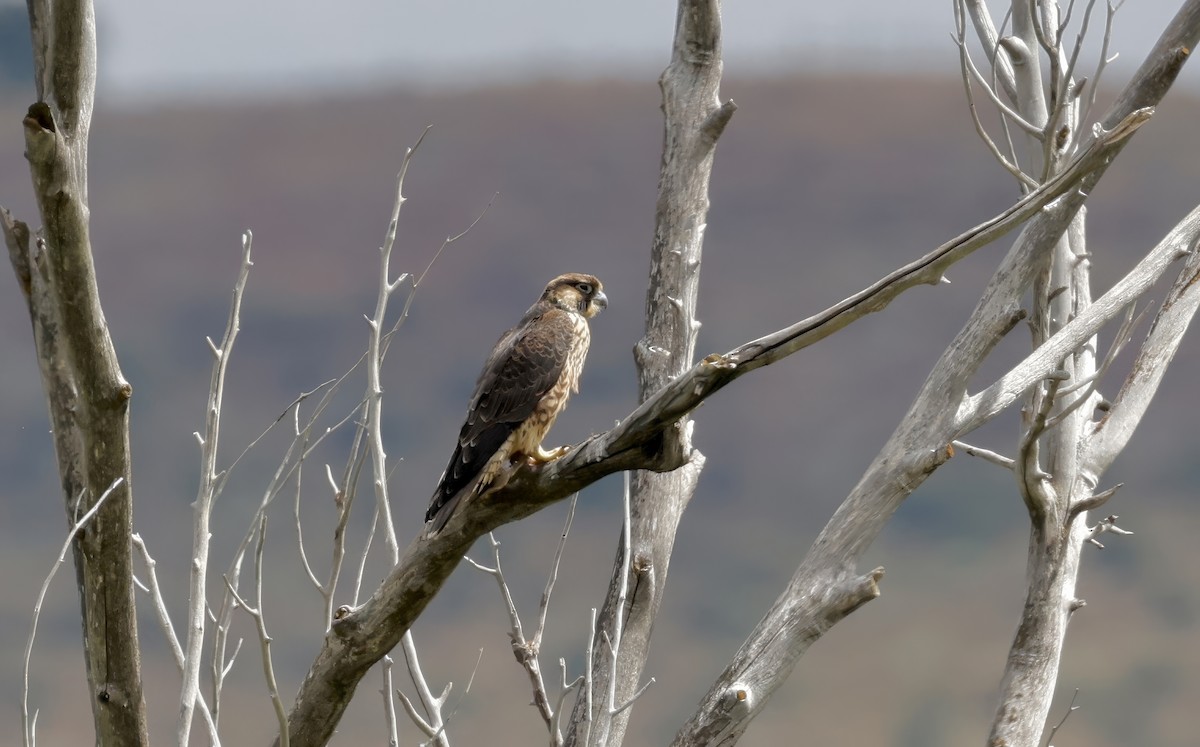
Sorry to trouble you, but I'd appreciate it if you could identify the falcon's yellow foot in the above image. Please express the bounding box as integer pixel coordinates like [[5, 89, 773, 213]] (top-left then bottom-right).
[[526, 444, 572, 465]]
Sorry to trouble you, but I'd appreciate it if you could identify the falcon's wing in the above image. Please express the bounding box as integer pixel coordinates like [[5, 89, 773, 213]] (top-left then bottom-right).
[[426, 308, 575, 527]]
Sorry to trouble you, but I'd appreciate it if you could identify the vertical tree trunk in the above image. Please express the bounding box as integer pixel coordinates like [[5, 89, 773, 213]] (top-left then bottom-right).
[[563, 1, 734, 745], [986, 2, 1200, 743], [2, 1, 148, 744]]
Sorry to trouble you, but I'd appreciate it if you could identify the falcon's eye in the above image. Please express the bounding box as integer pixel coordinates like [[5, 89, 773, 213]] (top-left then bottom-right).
[[576, 282, 593, 294]]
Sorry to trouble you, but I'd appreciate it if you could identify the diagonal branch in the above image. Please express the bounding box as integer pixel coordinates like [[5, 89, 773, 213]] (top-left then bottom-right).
[[278, 6, 1198, 744], [274, 106, 1150, 747], [1086, 220, 1200, 473], [672, 5, 1200, 741], [960, 204, 1200, 434]]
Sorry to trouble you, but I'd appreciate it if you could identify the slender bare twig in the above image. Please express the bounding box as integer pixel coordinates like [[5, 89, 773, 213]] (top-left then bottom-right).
[[1042, 302, 1143, 431], [537, 496, 578, 646], [222, 515, 288, 746], [179, 232, 254, 746], [601, 473, 655, 723], [465, 535, 555, 728], [217, 380, 341, 500], [606, 473, 632, 719], [963, 0, 1018, 98], [1085, 514, 1133, 548], [584, 608, 597, 746], [957, 16, 1045, 137], [411, 192, 496, 291], [360, 129, 467, 745], [1045, 688, 1081, 746], [382, 656, 400, 747], [466, 497, 581, 744], [1083, 2, 1122, 126], [23, 479, 122, 747], [395, 686, 436, 739], [556, 660, 585, 741], [395, 647, 482, 747], [131, 535, 184, 669], [213, 378, 360, 710], [953, 0, 1040, 187], [399, 632, 450, 747], [353, 509, 380, 605], [131, 535, 221, 745], [951, 440, 1016, 469], [367, 133, 427, 568]]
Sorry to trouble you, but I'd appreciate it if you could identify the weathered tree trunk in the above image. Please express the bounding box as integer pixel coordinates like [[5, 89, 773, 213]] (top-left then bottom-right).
[[673, 2, 1200, 744], [985, 2, 1200, 744], [563, 1, 733, 744], [1, 1, 148, 744]]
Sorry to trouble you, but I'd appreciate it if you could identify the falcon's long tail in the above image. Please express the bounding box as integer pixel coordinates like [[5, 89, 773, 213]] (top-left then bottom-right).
[[425, 487, 467, 535]]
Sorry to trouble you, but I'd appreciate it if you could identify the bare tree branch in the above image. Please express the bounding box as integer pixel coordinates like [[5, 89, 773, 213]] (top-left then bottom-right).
[[1086, 230, 1200, 472], [222, 516, 289, 746], [563, 1, 729, 741], [964, 0, 1019, 99], [273, 50, 1167, 747], [961, 205, 1200, 434], [674, 4, 1200, 742], [23, 479, 120, 747], [1, 0, 148, 741], [131, 535, 221, 745], [381, 656, 400, 747], [467, 496, 579, 744], [179, 230, 253, 745]]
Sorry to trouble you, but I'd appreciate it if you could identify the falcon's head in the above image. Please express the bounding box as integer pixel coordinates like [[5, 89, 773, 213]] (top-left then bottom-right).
[[543, 273, 608, 319]]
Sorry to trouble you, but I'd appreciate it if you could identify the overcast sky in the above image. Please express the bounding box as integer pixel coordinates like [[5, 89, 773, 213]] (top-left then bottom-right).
[[18, 1, 1200, 98]]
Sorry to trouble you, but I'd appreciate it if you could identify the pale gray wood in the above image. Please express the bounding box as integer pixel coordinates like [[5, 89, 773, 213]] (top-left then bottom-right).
[[561, 0, 732, 744], [0, 1, 148, 744], [985, 4, 1200, 744], [673, 3, 1200, 743], [272, 72, 1167, 747]]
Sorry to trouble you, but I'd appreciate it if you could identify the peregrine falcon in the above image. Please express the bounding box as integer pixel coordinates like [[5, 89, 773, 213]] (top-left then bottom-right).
[[425, 273, 608, 533]]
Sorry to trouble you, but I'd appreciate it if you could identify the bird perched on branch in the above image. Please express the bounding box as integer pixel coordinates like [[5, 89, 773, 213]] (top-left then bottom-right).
[[425, 273, 608, 534]]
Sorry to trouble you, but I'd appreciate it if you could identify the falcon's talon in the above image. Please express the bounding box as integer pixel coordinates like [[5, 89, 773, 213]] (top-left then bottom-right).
[[424, 273, 607, 534], [531, 444, 571, 462]]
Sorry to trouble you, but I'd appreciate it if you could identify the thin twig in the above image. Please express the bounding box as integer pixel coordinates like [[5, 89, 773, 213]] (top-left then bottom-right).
[[23, 479, 122, 747], [1085, 513, 1133, 548], [952, 440, 1016, 469], [600, 472, 654, 718], [1083, 3, 1121, 125], [382, 656, 399, 747], [414, 192, 497, 290], [465, 534, 555, 731], [179, 232, 254, 747], [537, 495, 578, 645], [400, 631, 450, 747], [222, 514, 288, 746], [1045, 688, 1081, 746], [131, 534, 221, 744]]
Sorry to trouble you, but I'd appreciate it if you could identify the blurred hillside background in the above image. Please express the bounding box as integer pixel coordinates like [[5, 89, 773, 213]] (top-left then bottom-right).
[[1, 1, 1198, 745]]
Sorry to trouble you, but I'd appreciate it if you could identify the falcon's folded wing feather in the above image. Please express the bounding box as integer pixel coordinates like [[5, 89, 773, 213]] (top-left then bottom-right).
[[424, 272, 606, 534]]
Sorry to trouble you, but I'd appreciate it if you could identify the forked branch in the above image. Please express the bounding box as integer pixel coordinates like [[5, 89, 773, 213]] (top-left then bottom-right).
[[276, 102, 1154, 747]]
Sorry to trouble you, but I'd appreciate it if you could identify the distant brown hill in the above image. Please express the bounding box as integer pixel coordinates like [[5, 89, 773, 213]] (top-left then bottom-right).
[[2, 74, 1198, 746]]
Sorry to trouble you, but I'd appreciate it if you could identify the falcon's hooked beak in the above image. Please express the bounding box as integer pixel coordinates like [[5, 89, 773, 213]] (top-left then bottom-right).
[[592, 290, 608, 311]]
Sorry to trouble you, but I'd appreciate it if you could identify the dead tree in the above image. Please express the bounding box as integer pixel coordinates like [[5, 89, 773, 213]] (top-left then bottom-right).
[[2, 1, 148, 744], [6, 1, 1200, 746]]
